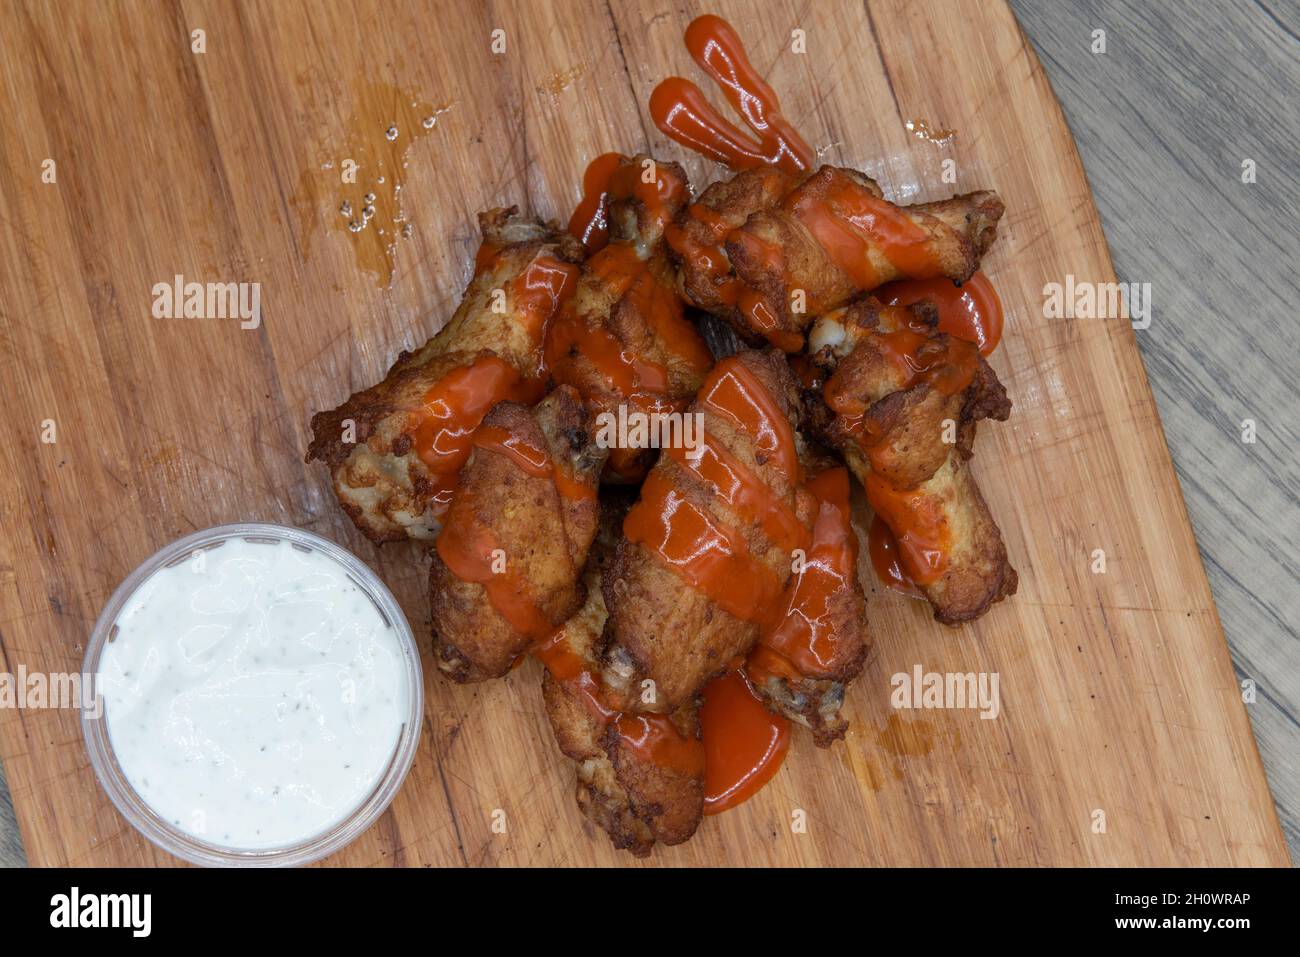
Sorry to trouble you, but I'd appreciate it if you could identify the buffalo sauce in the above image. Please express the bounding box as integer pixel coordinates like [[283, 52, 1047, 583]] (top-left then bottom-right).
[[568, 152, 692, 255], [458, 422, 704, 778], [650, 15, 813, 176], [532, 630, 619, 724], [863, 471, 950, 588], [555, 157, 712, 480], [568, 152, 625, 254], [586, 243, 712, 376], [434, 488, 554, 639], [696, 357, 800, 480], [623, 356, 827, 814], [699, 669, 790, 814], [878, 271, 1004, 357], [411, 355, 546, 515], [532, 631, 704, 775], [823, 304, 983, 594], [511, 256, 582, 346], [749, 467, 859, 679], [867, 515, 925, 598], [785, 169, 940, 290], [623, 469, 784, 620], [434, 415, 597, 639], [663, 439, 805, 553], [822, 306, 979, 453], [542, 246, 705, 480], [623, 356, 802, 621], [470, 424, 595, 502]]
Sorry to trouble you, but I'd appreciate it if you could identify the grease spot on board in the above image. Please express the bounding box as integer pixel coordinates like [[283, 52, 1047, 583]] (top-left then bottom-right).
[[537, 64, 588, 105], [854, 713, 961, 791], [292, 82, 453, 287], [905, 118, 956, 144]]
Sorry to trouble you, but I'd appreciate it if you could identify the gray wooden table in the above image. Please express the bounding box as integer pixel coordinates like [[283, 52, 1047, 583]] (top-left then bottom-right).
[[1, 0, 1295, 867]]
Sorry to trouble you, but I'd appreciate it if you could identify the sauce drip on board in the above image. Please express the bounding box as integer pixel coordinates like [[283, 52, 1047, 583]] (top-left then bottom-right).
[[699, 669, 790, 814], [650, 15, 813, 176]]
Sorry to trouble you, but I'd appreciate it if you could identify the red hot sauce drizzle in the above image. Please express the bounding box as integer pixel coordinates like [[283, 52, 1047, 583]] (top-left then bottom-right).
[[433, 15, 1011, 815], [532, 629, 705, 775], [749, 466, 859, 679], [877, 270, 1005, 357], [626, 359, 873, 813], [438, 412, 704, 777], [650, 15, 814, 176], [700, 466, 861, 814], [434, 420, 593, 640], [567, 152, 626, 255], [623, 357, 803, 622], [411, 354, 547, 517], [556, 154, 713, 479], [858, 275, 1006, 595]]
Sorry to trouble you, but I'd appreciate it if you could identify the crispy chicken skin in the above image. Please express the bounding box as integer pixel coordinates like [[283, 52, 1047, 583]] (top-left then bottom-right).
[[670, 164, 801, 319], [601, 350, 816, 713], [749, 458, 870, 746], [670, 164, 1004, 351], [429, 386, 607, 682], [809, 298, 1016, 624], [547, 155, 713, 482], [541, 506, 704, 856], [307, 209, 582, 543]]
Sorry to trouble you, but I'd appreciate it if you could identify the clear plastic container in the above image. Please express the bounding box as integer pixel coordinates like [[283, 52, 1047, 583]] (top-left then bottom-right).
[[81, 523, 423, 867]]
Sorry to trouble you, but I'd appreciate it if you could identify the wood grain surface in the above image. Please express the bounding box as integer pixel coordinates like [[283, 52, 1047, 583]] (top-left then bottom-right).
[[0, 0, 1289, 866], [1011, 0, 1300, 865]]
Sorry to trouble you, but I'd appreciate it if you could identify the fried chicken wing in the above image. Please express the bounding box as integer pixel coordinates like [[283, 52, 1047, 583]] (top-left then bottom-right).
[[747, 464, 870, 746], [540, 507, 704, 856], [546, 155, 714, 482], [601, 350, 817, 713], [669, 165, 1004, 351], [429, 385, 606, 681], [809, 297, 1016, 624], [307, 209, 582, 543]]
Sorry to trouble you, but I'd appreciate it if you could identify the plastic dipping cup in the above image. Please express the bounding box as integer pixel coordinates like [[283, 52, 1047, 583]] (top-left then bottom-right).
[[81, 523, 423, 867]]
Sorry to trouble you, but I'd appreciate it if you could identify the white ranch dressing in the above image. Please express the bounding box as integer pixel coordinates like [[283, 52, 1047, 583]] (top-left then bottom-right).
[[97, 537, 407, 850]]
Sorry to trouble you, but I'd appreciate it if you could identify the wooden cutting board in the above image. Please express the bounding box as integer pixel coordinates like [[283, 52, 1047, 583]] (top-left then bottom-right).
[[0, 0, 1287, 867]]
